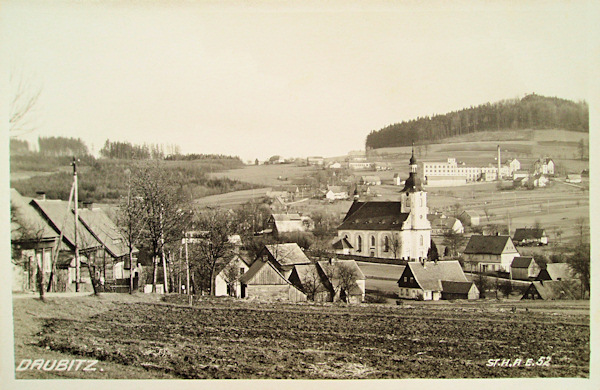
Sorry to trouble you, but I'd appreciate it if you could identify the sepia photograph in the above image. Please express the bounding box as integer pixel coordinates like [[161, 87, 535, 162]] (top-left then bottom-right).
[[1, 0, 597, 388]]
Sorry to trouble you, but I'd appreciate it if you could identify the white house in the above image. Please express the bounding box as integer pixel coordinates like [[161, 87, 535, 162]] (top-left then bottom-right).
[[566, 174, 582, 183], [397, 261, 478, 300], [507, 159, 521, 176], [462, 235, 520, 273], [534, 158, 555, 176], [336, 150, 431, 260], [325, 185, 349, 201], [214, 254, 251, 297], [360, 175, 381, 186]]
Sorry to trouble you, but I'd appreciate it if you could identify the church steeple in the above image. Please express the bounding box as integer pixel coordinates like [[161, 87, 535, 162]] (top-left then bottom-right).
[[402, 143, 422, 193]]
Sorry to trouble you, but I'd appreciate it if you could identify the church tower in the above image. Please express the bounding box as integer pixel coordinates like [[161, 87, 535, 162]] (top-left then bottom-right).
[[400, 145, 431, 260]]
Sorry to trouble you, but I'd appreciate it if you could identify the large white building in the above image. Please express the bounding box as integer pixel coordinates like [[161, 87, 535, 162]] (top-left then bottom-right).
[[422, 158, 501, 186], [335, 150, 431, 260]]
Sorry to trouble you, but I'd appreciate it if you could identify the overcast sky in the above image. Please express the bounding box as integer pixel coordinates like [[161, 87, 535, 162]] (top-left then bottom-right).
[[3, 0, 598, 161]]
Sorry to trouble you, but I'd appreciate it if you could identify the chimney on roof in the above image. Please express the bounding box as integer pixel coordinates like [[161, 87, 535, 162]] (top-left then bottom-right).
[[35, 191, 46, 201]]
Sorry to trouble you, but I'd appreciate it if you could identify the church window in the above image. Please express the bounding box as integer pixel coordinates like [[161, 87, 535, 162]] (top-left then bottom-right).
[[370, 235, 375, 247], [420, 235, 424, 246], [420, 197, 423, 207], [384, 236, 389, 252], [357, 236, 362, 252]]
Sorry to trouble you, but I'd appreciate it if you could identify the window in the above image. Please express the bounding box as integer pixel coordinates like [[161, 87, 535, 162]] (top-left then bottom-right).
[[420, 236, 424, 246], [370, 236, 375, 247], [357, 236, 362, 252], [384, 236, 389, 252]]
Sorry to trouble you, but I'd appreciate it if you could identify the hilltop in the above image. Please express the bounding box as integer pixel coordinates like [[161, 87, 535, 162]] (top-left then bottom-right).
[[365, 94, 588, 150]]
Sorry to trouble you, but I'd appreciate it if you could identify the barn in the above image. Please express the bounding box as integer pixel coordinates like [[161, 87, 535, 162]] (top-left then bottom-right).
[[536, 263, 573, 281], [239, 259, 307, 302], [510, 257, 542, 280]]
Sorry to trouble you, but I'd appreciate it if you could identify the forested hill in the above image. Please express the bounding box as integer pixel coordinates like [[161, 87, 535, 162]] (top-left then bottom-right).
[[365, 94, 588, 150]]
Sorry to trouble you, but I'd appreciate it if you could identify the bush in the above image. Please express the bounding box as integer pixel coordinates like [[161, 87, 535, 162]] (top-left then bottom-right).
[[365, 294, 388, 304]]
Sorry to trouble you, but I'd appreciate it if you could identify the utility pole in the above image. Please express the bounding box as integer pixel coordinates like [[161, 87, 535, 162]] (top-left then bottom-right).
[[185, 232, 191, 305], [72, 157, 81, 292]]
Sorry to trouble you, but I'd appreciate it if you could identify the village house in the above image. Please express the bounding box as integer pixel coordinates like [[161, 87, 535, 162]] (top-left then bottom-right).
[[428, 215, 464, 235], [328, 162, 342, 169], [566, 173, 582, 183], [512, 228, 548, 246], [325, 185, 349, 201], [256, 243, 311, 279], [506, 159, 521, 176], [534, 158, 555, 176], [393, 173, 403, 186], [360, 175, 381, 186], [214, 254, 251, 297], [375, 162, 392, 171], [11, 189, 60, 292], [397, 261, 479, 300], [336, 150, 431, 260], [532, 173, 549, 187], [459, 210, 481, 226], [462, 235, 520, 273], [316, 259, 366, 303], [331, 236, 353, 255], [307, 156, 324, 166], [30, 196, 105, 292], [238, 258, 307, 302], [348, 161, 372, 170], [512, 170, 530, 181], [536, 263, 573, 281], [265, 213, 311, 237], [521, 280, 581, 300], [510, 256, 542, 280], [288, 263, 331, 302]]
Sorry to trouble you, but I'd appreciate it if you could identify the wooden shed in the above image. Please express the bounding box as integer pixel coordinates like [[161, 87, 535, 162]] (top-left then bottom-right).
[[521, 280, 582, 300], [239, 259, 306, 302]]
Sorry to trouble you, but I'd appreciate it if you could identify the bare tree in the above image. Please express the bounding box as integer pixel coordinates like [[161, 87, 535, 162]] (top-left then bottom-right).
[[567, 244, 590, 299], [474, 273, 489, 299], [300, 265, 326, 301], [337, 263, 359, 303], [498, 280, 513, 299], [193, 208, 237, 296], [9, 72, 42, 137], [133, 163, 190, 292], [442, 230, 463, 258], [390, 234, 402, 259], [221, 260, 241, 297]]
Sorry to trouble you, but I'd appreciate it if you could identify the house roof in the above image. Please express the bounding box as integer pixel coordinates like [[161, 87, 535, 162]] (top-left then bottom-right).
[[332, 237, 353, 250], [263, 243, 311, 266], [31, 198, 102, 251], [361, 175, 381, 182], [463, 235, 515, 255], [290, 263, 329, 293], [513, 228, 546, 241], [338, 201, 409, 231], [316, 259, 366, 295], [239, 258, 291, 285], [440, 280, 476, 295], [527, 280, 581, 300], [511, 256, 535, 269], [428, 215, 460, 230], [78, 208, 133, 258], [216, 253, 251, 276], [543, 263, 573, 280], [327, 185, 347, 193], [270, 213, 305, 233], [405, 261, 468, 292], [10, 189, 58, 242]]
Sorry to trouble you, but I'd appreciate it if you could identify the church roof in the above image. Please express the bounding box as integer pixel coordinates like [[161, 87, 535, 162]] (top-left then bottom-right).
[[338, 201, 409, 231]]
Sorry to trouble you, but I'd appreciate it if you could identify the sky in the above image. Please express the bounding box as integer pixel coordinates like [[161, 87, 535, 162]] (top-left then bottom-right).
[[3, 0, 598, 162]]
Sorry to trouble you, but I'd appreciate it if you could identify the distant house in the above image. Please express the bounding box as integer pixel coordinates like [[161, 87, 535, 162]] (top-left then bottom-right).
[[393, 173, 403, 186], [462, 235, 520, 273], [507, 159, 521, 176], [536, 263, 573, 281], [513, 170, 530, 180], [266, 214, 306, 237], [532, 174, 549, 187], [521, 280, 581, 300], [460, 210, 481, 227], [534, 158, 555, 176], [325, 185, 349, 201], [288, 263, 331, 302], [331, 236, 353, 255], [428, 215, 464, 235], [360, 175, 381, 186], [348, 161, 372, 170], [214, 254, 251, 297], [397, 261, 478, 300], [10, 189, 60, 293], [328, 162, 342, 169], [513, 228, 548, 246], [510, 257, 542, 280], [566, 174, 582, 183], [256, 243, 311, 279], [307, 156, 324, 166], [316, 259, 366, 303], [239, 258, 307, 302], [375, 162, 392, 171]]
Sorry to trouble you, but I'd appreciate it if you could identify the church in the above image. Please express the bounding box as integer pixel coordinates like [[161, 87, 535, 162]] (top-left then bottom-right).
[[335, 149, 431, 261]]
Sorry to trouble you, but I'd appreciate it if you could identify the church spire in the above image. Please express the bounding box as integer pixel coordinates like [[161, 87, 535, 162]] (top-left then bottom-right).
[[402, 143, 422, 193]]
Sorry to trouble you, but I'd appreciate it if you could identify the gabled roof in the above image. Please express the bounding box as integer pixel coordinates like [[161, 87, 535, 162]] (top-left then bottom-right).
[[428, 216, 461, 230], [361, 175, 381, 181], [511, 256, 535, 269], [78, 208, 133, 258], [263, 243, 311, 266], [239, 258, 291, 285], [290, 263, 329, 293], [461, 210, 480, 218], [526, 280, 581, 300], [31, 199, 102, 251], [327, 185, 348, 193], [405, 261, 468, 292], [10, 189, 58, 242], [271, 213, 302, 221], [440, 280, 476, 294], [463, 235, 515, 255], [316, 259, 366, 295], [513, 228, 546, 241], [338, 201, 409, 231], [215, 253, 251, 276], [332, 237, 353, 250], [540, 263, 573, 281]]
